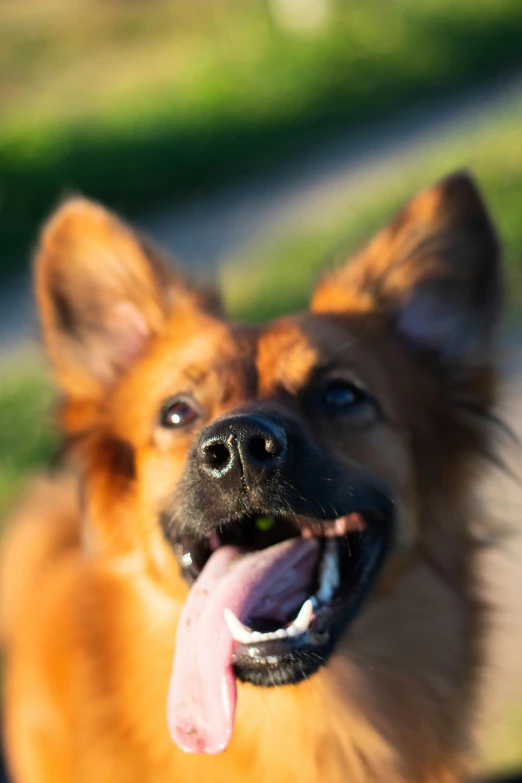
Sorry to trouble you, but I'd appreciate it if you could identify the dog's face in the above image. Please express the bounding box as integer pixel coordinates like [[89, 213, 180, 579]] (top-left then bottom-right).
[[35, 173, 501, 757]]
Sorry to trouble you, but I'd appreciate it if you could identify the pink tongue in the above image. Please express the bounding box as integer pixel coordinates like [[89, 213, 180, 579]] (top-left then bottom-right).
[[167, 537, 319, 754]]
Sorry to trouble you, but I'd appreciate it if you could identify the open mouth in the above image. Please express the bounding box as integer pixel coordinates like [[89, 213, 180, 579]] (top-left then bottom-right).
[[173, 511, 389, 670], [166, 504, 392, 754]]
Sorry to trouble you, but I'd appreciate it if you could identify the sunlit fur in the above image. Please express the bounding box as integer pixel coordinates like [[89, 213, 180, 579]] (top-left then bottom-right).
[[0, 173, 502, 782]]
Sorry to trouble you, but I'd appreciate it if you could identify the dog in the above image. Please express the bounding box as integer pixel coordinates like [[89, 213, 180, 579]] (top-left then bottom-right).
[[0, 172, 504, 782]]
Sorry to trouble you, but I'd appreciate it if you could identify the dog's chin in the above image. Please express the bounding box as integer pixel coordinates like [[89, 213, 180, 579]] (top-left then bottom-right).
[[233, 644, 333, 686], [166, 502, 393, 688]]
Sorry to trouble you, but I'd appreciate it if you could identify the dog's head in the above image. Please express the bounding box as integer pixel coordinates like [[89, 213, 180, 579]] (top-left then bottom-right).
[[35, 173, 501, 757]]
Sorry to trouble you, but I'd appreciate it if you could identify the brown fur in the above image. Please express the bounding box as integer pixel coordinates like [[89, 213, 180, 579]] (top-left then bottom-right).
[[0, 173, 502, 782]]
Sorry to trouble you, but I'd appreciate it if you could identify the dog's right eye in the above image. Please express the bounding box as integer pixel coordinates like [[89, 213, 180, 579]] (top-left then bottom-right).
[[160, 396, 200, 429]]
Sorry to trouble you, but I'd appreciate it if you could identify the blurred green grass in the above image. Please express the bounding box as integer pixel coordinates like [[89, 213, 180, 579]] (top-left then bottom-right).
[[0, 363, 57, 518], [3, 0, 522, 278]]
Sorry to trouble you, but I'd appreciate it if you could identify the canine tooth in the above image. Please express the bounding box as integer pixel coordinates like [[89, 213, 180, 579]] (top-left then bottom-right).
[[316, 539, 340, 603], [292, 598, 314, 632], [286, 625, 300, 637], [224, 609, 254, 644]]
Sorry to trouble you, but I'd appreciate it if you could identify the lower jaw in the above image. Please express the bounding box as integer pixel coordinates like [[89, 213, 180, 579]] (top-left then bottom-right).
[[232, 606, 334, 686], [233, 641, 332, 686]]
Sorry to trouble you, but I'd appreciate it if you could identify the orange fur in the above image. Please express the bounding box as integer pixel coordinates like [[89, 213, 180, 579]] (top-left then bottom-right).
[[1, 173, 502, 782]]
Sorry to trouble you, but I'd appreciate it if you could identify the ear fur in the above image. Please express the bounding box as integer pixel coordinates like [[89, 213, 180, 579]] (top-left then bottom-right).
[[35, 198, 214, 399], [311, 172, 502, 363]]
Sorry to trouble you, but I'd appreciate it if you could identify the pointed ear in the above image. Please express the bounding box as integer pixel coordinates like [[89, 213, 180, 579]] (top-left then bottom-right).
[[311, 173, 502, 363], [35, 198, 215, 398]]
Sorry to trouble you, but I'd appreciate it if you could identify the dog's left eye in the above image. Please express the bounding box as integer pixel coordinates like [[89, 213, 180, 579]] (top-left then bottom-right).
[[160, 397, 199, 429], [320, 380, 367, 410]]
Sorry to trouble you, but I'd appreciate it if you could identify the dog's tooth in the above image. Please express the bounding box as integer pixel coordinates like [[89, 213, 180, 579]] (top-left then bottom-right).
[[281, 598, 314, 639], [262, 628, 279, 640], [316, 539, 340, 603], [225, 611, 297, 644], [292, 598, 314, 633], [224, 608, 316, 645], [224, 609, 254, 644]]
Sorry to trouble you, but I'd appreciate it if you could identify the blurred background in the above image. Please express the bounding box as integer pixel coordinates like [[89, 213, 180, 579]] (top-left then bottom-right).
[[1, 0, 522, 778]]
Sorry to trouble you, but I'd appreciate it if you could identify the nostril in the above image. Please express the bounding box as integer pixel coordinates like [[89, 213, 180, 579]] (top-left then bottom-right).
[[204, 442, 230, 469], [199, 416, 287, 482], [249, 435, 280, 462]]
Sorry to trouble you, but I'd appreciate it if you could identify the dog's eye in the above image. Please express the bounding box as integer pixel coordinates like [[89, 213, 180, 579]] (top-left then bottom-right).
[[321, 380, 367, 410], [160, 397, 199, 429]]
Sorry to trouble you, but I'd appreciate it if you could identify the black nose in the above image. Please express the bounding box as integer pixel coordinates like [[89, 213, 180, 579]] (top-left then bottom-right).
[[198, 414, 288, 488]]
